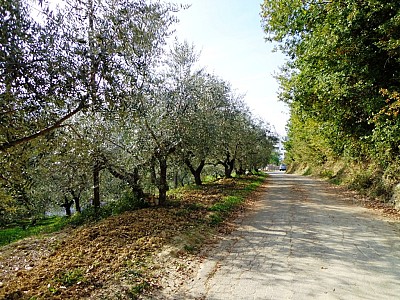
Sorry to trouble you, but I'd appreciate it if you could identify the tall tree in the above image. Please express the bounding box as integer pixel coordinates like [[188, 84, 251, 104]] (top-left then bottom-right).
[[213, 91, 250, 178], [180, 74, 234, 184], [261, 0, 400, 169]]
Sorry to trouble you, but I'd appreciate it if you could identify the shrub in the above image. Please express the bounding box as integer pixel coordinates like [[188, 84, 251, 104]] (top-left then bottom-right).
[[54, 268, 85, 287]]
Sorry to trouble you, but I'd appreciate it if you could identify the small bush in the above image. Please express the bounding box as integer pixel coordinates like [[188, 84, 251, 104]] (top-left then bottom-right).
[[113, 191, 148, 214], [320, 169, 334, 178], [302, 167, 312, 176], [329, 177, 342, 185], [349, 173, 373, 191], [208, 212, 223, 225], [55, 268, 85, 287], [370, 177, 392, 201], [67, 191, 145, 227], [67, 206, 100, 226]]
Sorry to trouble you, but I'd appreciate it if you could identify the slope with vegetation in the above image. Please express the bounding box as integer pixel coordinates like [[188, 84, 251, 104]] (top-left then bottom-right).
[[261, 0, 400, 202], [0, 174, 265, 299]]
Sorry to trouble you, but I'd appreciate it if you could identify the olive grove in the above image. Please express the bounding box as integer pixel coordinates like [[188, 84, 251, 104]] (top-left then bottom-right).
[[0, 0, 276, 224]]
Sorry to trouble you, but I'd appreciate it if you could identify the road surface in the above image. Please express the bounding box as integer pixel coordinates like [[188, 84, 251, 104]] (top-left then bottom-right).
[[168, 173, 400, 299]]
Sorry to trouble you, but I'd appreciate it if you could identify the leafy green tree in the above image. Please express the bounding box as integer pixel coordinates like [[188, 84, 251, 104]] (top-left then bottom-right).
[[212, 91, 251, 178], [162, 41, 234, 185], [0, 142, 40, 221], [261, 0, 400, 171], [32, 128, 93, 216], [179, 74, 232, 185], [52, 0, 179, 207], [236, 117, 276, 173]]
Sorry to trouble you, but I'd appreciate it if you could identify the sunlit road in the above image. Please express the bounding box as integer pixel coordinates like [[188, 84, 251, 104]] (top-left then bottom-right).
[[169, 173, 400, 299]]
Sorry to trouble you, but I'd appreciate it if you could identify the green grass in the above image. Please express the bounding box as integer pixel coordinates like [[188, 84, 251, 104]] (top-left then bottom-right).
[[129, 280, 150, 298], [0, 216, 67, 247], [0, 194, 145, 247], [208, 195, 246, 225], [243, 176, 265, 192], [210, 196, 242, 212], [0, 175, 266, 248], [208, 174, 265, 225]]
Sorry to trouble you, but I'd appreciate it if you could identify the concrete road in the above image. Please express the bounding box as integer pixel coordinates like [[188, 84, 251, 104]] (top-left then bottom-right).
[[171, 173, 400, 299]]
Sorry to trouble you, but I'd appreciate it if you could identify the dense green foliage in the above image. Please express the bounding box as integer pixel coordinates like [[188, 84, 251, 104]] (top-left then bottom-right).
[[0, 0, 276, 225], [262, 0, 400, 198]]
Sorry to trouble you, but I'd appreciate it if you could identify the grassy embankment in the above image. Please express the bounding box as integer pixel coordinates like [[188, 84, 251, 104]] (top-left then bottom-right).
[[288, 160, 397, 206]]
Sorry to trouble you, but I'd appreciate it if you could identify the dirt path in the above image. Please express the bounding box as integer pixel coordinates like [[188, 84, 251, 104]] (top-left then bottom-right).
[[163, 173, 400, 299]]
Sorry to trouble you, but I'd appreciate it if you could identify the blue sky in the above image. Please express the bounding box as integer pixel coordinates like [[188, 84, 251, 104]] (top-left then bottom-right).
[[171, 0, 289, 136]]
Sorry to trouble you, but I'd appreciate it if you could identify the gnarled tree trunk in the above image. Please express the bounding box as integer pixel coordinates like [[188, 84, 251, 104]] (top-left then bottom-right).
[[185, 158, 205, 185], [69, 190, 82, 213], [106, 164, 144, 200], [219, 151, 235, 178], [61, 196, 74, 217], [157, 156, 168, 205]]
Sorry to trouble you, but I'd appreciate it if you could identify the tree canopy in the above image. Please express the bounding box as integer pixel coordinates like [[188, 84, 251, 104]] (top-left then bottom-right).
[[0, 0, 276, 224], [261, 0, 400, 187]]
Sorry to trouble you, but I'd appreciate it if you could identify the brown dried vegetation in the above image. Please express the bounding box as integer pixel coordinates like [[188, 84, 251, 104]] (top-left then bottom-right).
[[0, 176, 263, 299]]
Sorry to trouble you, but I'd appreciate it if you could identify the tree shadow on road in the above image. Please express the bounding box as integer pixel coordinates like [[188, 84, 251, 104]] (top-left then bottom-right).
[[167, 173, 400, 300]]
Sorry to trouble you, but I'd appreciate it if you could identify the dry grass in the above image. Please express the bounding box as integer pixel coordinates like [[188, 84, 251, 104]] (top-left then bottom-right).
[[0, 175, 265, 300]]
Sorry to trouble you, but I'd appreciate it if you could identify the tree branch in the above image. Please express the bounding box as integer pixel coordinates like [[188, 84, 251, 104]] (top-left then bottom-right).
[[0, 102, 85, 152]]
